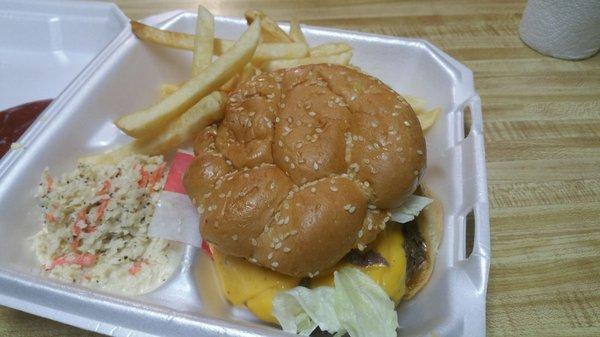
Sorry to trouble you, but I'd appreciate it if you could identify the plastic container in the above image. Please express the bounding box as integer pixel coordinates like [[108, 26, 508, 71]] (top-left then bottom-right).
[[0, 8, 490, 337], [0, 0, 128, 110]]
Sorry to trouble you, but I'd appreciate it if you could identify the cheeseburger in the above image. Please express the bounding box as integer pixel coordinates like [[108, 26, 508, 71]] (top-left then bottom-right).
[[184, 64, 442, 331]]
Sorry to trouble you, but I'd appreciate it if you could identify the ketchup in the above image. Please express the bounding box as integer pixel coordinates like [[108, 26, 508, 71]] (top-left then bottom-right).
[[0, 99, 52, 158]]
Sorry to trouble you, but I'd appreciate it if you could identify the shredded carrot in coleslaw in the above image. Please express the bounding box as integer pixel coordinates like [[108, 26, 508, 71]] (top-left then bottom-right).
[[96, 180, 111, 195], [94, 199, 109, 223], [46, 253, 97, 271], [138, 166, 150, 187]]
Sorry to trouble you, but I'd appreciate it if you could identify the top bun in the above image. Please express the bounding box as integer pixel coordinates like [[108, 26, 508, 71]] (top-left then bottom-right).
[[184, 64, 426, 277]]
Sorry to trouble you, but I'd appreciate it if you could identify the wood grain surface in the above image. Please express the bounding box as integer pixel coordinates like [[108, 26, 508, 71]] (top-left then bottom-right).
[[2, 0, 599, 336]]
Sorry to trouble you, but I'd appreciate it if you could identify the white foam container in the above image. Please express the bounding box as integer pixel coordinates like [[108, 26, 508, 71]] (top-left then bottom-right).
[[0, 0, 128, 110], [0, 8, 490, 337]]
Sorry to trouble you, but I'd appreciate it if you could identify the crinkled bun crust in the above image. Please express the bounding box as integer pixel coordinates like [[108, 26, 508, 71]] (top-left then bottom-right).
[[184, 64, 426, 277]]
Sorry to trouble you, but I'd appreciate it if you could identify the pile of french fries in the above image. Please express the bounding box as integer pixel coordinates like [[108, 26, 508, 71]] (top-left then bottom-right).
[[81, 7, 439, 164]]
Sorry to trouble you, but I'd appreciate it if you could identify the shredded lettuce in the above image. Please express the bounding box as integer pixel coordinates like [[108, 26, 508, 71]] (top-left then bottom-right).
[[273, 267, 398, 337], [273, 286, 339, 335], [390, 194, 433, 223], [334, 268, 398, 337]]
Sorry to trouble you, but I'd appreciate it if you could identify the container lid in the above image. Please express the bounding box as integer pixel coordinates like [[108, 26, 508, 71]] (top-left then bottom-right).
[[0, 0, 128, 110]]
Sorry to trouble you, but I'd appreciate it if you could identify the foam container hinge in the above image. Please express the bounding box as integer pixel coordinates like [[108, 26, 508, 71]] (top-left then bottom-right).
[[0, 7, 490, 337]]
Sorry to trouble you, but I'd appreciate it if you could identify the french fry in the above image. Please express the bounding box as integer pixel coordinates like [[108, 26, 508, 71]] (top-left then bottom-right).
[[261, 51, 352, 71], [217, 39, 235, 54], [252, 42, 308, 63], [418, 107, 441, 131], [131, 21, 195, 50], [131, 21, 232, 54], [159, 83, 181, 98], [219, 74, 239, 92], [81, 91, 226, 165], [288, 18, 307, 44], [192, 6, 215, 76], [131, 21, 307, 63], [404, 95, 428, 114], [116, 20, 261, 138], [310, 43, 352, 57], [245, 10, 292, 43]]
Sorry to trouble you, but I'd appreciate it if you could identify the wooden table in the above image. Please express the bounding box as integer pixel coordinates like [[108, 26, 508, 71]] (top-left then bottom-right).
[[2, 1, 599, 336]]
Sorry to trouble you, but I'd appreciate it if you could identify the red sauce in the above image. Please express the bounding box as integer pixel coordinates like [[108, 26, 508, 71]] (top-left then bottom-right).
[[0, 99, 52, 158]]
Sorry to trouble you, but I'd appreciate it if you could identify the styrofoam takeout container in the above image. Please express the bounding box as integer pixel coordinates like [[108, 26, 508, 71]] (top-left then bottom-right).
[[0, 7, 491, 337], [0, 0, 128, 110]]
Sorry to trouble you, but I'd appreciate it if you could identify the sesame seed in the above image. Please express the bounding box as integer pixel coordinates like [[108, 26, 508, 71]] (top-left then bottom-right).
[[357, 243, 366, 251], [249, 257, 257, 263], [417, 150, 423, 155], [278, 140, 284, 147], [315, 127, 323, 133], [368, 204, 377, 210], [290, 163, 296, 169], [364, 181, 370, 187], [404, 121, 411, 127], [275, 242, 282, 249], [308, 111, 316, 117], [275, 116, 281, 123], [392, 112, 399, 117], [231, 234, 238, 241], [371, 121, 378, 128], [310, 187, 316, 193], [296, 142, 303, 149], [271, 261, 279, 268], [251, 238, 258, 246], [349, 206, 356, 213], [358, 229, 364, 238], [268, 252, 273, 260], [283, 247, 291, 253], [330, 186, 338, 192], [291, 230, 298, 235], [296, 120, 302, 126], [344, 204, 351, 210], [414, 170, 419, 175], [313, 162, 319, 171]]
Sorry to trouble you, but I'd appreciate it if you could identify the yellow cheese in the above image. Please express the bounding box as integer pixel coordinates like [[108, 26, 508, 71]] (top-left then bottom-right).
[[212, 248, 299, 305], [309, 226, 407, 303], [246, 287, 282, 324]]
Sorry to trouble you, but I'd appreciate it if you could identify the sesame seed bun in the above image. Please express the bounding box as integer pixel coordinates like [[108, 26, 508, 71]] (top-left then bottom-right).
[[184, 64, 426, 277]]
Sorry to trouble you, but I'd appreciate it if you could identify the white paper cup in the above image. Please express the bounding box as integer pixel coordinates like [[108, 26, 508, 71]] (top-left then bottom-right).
[[519, 0, 600, 60]]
